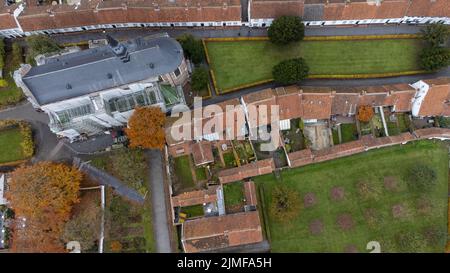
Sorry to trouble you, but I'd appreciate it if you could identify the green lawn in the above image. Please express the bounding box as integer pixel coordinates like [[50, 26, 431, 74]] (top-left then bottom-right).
[[206, 39, 423, 91], [341, 123, 358, 143], [182, 204, 205, 218], [0, 128, 25, 163], [254, 140, 448, 253], [223, 182, 245, 210], [195, 166, 207, 181], [173, 155, 195, 189], [223, 152, 237, 168]]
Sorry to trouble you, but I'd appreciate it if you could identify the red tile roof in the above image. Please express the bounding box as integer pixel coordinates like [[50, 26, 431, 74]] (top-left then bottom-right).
[[313, 140, 365, 162], [172, 186, 218, 207], [17, 0, 241, 32], [361, 132, 414, 149], [418, 84, 450, 117], [301, 93, 332, 119], [287, 148, 313, 167], [191, 141, 214, 166], [250, 0, 304, 19], [182, 211, 263, 252], [218, 158, 275, 183], [0, 5, 19, 29]]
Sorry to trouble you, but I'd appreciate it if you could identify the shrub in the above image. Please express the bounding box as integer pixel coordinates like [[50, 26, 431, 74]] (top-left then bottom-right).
[[19, 122, 34, 158], [0, 38, 5, 69], [272, 58, 309, 84], [191, 67, 208, 92], [11, 42, 22, 70], [421, 23, 450, 48], [269, 184, 300, 222], [437, 116, 450, 128], [110, 241, 123, 252], [25, 35, 61, 65], [268, 16, 305, 45], [406, 163, 437, 192], [178, 34, 205, 65], [0, 79, 8, 88], [419, 46, 450, 71], [357, 105, 375, 122]]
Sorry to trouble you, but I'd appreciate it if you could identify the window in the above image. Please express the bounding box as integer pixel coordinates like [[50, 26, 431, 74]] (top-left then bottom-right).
[[174, 68, 181, 77], [55, 104, 93, 124]]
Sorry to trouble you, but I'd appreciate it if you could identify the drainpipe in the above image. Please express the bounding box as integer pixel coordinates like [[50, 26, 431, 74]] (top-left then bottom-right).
[[378, 106, 389, 137]]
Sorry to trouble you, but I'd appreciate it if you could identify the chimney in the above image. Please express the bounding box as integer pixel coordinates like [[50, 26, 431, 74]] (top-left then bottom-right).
[[106, 35, 130, 63]]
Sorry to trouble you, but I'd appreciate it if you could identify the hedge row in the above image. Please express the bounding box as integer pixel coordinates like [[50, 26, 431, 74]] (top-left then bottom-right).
[[203, 34, 420, 43], [303, 34, 421, 41], [202, 39, 211, 64], [308, 70, 427, 79], [203, 37, 269, 42], [219, 79, 274, 94]]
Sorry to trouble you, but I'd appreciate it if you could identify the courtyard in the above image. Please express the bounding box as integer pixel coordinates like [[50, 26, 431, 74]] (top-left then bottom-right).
[[254, 140, 448, 252], [205, 39, 424, 92]]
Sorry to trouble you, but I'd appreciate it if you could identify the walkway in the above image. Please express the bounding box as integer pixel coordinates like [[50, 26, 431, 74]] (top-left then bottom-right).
[[145, 149, 172, 253]]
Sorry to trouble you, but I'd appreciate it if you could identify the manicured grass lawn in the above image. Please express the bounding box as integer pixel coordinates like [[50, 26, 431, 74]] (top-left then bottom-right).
[[195, 166, 207, 181], [0, 128, 25, 164], [223, 182, 245, 212], [173, 155, 195, 189], [206, 39, 423, 91], [254, 140, 448, 252], [340, 123, 358, 143], [223, 152, 237, 168], [182, 204, 205, 218]]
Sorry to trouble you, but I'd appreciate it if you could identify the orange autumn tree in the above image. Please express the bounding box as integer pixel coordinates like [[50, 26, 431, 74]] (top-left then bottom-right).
[[126, 106, 166, 149], [357, 105, 375, 122], [7, 162, 82, 252]]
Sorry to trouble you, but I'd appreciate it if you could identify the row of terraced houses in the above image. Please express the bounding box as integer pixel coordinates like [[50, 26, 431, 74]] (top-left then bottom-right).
[[167, 77, 450, 252], [0, 0, 449, 38]]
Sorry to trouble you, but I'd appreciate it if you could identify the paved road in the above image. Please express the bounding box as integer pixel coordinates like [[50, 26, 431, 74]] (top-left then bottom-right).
[[145, 149, 172, 253], [202, 66, 450, 106], [47, 25, 426, 45]]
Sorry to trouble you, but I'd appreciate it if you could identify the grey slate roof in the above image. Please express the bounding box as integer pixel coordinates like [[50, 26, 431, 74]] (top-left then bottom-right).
[[22, 35, 184, 105]]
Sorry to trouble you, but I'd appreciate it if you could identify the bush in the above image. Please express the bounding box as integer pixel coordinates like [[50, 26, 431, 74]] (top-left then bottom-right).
[[268, 16, 305, 45], [0, 38, 5, 69], [272, 58, 309, 84], [25, 35, 60, 65], [0, 79, 8, 88], [406, 163, 437, 192], [191, 68, 208, 92], [11, 42, 22, 70], [420, 46, 450, 71], [19, 122, 34, 158], [269, 184, 300, 222], [421, 23, 450, 48], [178, 34, 205, 65]]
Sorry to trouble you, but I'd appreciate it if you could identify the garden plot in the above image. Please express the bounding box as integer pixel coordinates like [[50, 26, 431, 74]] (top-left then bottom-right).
[[303, 122, 332, 151], [386, 112, 411, 136], [282, 118, 306, 153]]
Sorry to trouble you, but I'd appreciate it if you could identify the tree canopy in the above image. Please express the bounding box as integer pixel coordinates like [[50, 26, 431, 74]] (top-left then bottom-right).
[[269, 184, 300, 222], [8, 162, 82, 252], [178, 34, 205, 65], [268, 16, 305, 45], [421, 23, 450, 47], [0, 39, 5, 69], [406, 163, 437, 192], [272, 58, 309, 84], [419, 24, 450, 71], [419, 46, 450, 71], [125, 106, 166, 149], [25, 35, 61, 65], [191, 67, 209, 92], [357, 105, 375, 122]]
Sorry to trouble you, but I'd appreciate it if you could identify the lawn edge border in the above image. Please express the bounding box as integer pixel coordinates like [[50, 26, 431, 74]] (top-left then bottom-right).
[[203, 35, 425, 94]]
